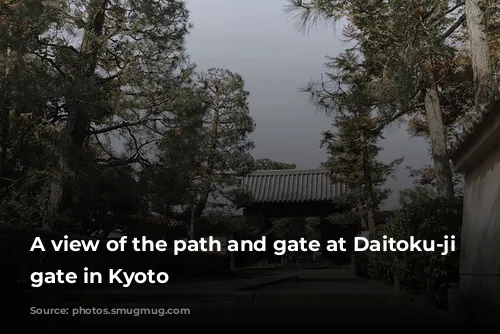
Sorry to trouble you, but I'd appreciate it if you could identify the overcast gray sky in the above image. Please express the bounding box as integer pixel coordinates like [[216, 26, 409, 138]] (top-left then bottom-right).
[[184, 0, 431, 209]]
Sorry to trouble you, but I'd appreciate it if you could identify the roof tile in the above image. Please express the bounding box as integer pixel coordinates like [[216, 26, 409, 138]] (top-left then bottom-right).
[[240, 168, 346, 204]]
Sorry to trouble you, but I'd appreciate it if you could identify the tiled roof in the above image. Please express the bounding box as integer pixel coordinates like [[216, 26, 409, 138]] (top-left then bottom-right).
[[239, 168, 346, 204]]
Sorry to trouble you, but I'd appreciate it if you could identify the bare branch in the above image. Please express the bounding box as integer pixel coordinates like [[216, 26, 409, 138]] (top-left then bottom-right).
[[441, 14, 466, 40], [87, 119, 160, 135]]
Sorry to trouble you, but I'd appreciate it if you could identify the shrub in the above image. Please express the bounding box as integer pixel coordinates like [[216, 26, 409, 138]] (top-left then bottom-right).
[[352, 193, 463, 307], [352, 251, 369, 278], [366, 223, 399, 285]]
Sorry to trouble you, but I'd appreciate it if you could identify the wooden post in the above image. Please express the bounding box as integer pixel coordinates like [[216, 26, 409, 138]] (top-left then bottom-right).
[[189, 205, 195, 240], [264, 215, 274, 265], [230, 249, 236, 270], [320, 216, 326, 254], [230, 233, 236, 270]]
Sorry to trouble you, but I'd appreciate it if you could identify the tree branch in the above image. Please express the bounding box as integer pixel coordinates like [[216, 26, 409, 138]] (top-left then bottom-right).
[[87, 119, 159, 135], [32, 52, 71, 80], [372, 102, 424, 133], [441, 14, 466, 40], [445, 2, 464, 16]]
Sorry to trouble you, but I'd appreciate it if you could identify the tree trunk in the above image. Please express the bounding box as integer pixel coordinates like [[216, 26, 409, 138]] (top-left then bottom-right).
[[366, 209, 375, 234], [357, 198, 368, 231], [0, 25, 12, 180], [48, 0, 108, 217], [185, 105, 220, 235], [48, 155, 68, 216], [423, 71, 455, 199], [361, 133, 376, 233], [465, 0, 494, 114]]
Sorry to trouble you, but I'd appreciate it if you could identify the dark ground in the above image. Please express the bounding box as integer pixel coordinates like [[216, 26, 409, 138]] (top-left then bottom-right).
[[9, 265, 473, 329]]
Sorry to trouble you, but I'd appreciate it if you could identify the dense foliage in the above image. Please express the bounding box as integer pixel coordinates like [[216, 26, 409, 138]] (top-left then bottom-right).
[[353, 189, 463, 306], [285, 0, 498, 307], [0, 1, 297, 283], [0, 0, 497, 294], [0, 1, 285, 236]]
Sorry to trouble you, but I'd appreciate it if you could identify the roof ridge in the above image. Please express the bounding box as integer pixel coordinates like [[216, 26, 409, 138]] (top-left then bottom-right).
[[249, 168, 328, 175]]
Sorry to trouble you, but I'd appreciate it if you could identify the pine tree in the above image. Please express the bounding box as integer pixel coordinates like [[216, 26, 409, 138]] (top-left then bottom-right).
[[285, 0, 469, 199], [464, 0, 497, 115], [34, 0, 192, 221], [145, 68, 255, 238], [304, 50, 402, 233]]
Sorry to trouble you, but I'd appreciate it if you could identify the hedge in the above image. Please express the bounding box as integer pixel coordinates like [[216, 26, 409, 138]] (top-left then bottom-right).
[[353, 194, 463, 307]]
